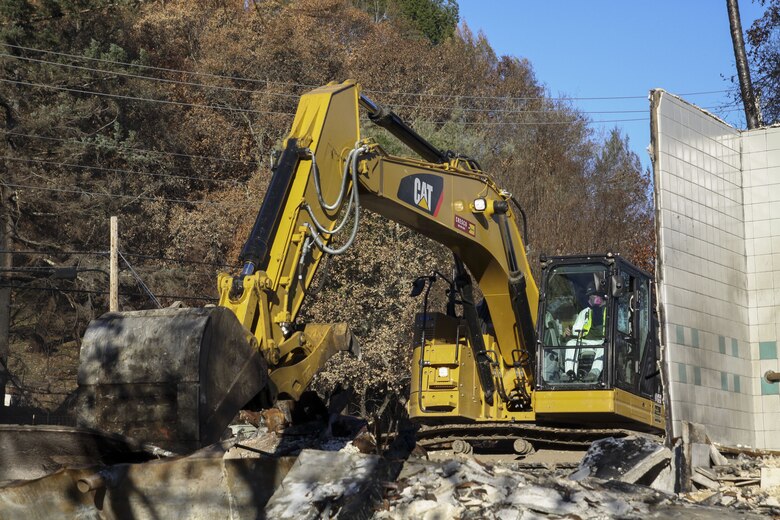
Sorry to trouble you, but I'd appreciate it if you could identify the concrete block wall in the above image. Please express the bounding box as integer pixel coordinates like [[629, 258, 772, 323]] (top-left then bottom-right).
[[652, 90, 780, 449]]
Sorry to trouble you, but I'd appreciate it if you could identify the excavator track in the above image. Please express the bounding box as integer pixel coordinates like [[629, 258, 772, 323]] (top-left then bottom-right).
[[416, 422, 655, 453]]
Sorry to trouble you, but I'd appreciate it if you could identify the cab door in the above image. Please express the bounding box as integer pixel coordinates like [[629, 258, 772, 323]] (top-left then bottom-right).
[[636, 277, 661, 399], [613, 271, 638, 392], [613, 269, 655, 396]]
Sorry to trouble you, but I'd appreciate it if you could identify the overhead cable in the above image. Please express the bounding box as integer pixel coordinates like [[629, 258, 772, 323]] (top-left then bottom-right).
[[2, 181, 232, 207], [2, 43, 734, 102], [1, 130, 261, 165], [0, 77, 290, 115], [0, 249, 237, 268], [0, 283, 216, 301], [2, 156, 242, 186]]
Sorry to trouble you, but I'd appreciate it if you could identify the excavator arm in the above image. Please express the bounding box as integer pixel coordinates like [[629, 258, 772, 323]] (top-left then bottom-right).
[[220, 81, 539, 409], [220, 80, 538, 398], [215, 82, 364, 402]]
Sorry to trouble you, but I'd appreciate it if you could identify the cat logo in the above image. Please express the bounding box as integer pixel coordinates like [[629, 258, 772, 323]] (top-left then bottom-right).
[[414, 178, 434, 210], [397, 174, 444, 216]]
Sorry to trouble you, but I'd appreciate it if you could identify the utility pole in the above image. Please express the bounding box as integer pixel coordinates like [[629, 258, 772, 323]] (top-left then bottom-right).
[[727, 0, 762, 129], [0, 184, 12, 407], [110, 216, 118, 312]]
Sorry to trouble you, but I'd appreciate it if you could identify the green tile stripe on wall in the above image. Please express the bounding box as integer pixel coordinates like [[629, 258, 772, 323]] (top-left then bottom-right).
[[677, 363, 687, 384], [676, 365, 745, 393], [760, 341, 777, 360], [761, 379, 780, 395], [676, 325, 685, 345]]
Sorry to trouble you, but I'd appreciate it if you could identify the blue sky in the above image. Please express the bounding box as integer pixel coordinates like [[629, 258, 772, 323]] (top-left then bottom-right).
[[457, 1, 766, 171]]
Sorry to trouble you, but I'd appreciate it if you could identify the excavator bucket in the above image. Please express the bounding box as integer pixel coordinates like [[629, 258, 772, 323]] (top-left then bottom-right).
[[75, 307, 268, 453]]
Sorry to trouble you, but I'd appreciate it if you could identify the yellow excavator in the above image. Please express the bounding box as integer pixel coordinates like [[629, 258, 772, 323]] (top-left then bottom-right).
[[76, 81, 664, 454]]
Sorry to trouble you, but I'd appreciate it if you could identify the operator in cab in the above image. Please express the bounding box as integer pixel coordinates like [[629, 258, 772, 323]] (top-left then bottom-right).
[[562, 282, 606, 382], [565, 282, 607, 341]]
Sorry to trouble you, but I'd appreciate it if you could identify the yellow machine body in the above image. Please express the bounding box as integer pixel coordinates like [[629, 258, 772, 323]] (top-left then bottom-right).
[[77, 81, 664, 452]]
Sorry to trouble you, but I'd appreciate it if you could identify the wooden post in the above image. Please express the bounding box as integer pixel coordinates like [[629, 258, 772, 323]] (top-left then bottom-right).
[[0, 186, 11, 406], [110, 216, 118, 312]]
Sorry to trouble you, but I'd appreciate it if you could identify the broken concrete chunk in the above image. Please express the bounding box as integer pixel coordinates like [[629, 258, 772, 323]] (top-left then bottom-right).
[[691, 471, 719, 490], [691, 443, 711, 469], [760, 467, 780, 490], [264, 449, 384, 519], [506, 484, 588, 516], [495, 508, 522, 520], [519, 510, 548, 520], [710, 445, 728, 466], [650, 461, 675, 494], [570, 436, 671, 485]]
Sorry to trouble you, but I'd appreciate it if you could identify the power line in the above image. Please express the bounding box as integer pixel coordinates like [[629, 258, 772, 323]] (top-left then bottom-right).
[[389, 103, 649, 115], [2, 43, 735, 102], [3, 76, 647, 125], [0, 57, 739, 126], [0, 51, 695, 124], [1, 130, 261, 165], [0, 52, 689, 117], [2, 181, 231, 208], [123, 252, 238, 269], [0, 249, 238, 268], [1, 43, 315, 90], [0, 249, 106, 256], [373, 88, 734, 102], [118, 250, 161, 308], [0, 77, 293, 116], [6, 74, 644, 125], [2, 47, 742, 122], [2, 156, 243, 186], [0, 52, 657, 116], [0, 283, 217, 302], [0, 52, 302, 98], [420, 116, 649, 125]]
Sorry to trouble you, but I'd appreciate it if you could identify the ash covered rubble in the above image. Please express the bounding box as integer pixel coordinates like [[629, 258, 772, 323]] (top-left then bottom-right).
[[4, 410, 780, 519], [373, 436, 772, 520], [226, 414, 780, 519], [678, 441, 780, 513]]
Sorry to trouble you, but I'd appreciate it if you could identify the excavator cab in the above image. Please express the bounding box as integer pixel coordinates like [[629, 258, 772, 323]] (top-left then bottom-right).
[[535, 254, 664, 429]]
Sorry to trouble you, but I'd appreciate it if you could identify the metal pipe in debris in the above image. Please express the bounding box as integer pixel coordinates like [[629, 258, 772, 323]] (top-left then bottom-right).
[[77, 473, 106, 493]]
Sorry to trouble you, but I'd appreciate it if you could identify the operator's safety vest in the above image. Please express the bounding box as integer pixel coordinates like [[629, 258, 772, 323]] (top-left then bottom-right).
[[572, 306, 606, 339]]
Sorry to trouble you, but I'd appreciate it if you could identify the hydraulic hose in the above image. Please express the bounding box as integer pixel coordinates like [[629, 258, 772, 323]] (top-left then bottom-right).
[[307, 147, 353, 211], [305, 144, 367, 255], [303, 147, 358, 235]]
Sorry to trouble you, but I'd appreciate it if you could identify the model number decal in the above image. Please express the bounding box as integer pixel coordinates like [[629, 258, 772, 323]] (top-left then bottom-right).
[[454, 214, 476, 237]]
